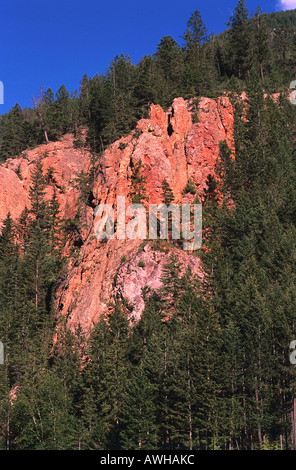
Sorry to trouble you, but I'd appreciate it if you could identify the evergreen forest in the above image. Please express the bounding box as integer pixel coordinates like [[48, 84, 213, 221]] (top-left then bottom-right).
[[1, 1, 296, 450]]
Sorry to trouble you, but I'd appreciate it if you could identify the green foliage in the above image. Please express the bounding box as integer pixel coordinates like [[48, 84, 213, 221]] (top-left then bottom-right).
[[226, 0, 250, 79], [183, 10, 208, 49], [118, 142, 128, 150], [183, 178, 196, 195], [130, 159, 148, 204], [201, 78, 296, 450], [161, 179, 174, 205]]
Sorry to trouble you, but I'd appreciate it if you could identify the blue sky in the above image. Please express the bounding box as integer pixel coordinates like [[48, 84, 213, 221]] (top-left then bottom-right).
[[0, 0, 293, 114]]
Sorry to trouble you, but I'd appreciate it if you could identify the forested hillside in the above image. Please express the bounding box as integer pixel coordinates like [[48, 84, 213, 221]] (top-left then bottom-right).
[[1, 0, 296, 451]]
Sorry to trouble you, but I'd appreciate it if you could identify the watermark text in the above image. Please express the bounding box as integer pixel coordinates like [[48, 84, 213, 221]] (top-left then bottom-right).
[[94, 196, 202, 251]]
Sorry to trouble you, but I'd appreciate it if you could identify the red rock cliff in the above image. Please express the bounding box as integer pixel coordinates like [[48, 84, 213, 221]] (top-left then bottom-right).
[[0, 96, 234, 333]]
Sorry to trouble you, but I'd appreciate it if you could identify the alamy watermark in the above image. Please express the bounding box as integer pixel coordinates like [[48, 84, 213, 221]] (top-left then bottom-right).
[[93, 196, 202, 251], [289, 80, 296, 105], [290, 341, 296, 364], [0, 341, 4, 365], [0, 82, 3, 105]]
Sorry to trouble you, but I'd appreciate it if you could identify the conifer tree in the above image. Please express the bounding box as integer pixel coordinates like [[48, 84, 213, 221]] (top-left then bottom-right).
[[183, 10, 208, 50], [161, 179, 174, 205], [252, 7, 270, 82], [130, 159, 148, 204], [227, 0, 250, 79]]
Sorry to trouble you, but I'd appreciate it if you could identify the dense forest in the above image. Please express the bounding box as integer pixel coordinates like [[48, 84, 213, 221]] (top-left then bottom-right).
[[1, 0, 296, 450]]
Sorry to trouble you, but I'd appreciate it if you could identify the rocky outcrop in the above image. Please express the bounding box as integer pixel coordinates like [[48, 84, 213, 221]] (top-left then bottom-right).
[[0, 133, 92, 230], [185, 97, 234, 195], [93, 96, 233, 208], [0, 96, 234, 333], [115, 243, 202, 323], [56, 96, 234, 331]]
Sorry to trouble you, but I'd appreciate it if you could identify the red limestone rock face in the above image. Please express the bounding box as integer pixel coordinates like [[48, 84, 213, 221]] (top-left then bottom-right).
[[185, 96, 234, 196], [0, 97, 234, 333], [0, 134, 92, 230], [56, 96, 234, 331], [0, 166, 27, 226], [115, 243, 203, 323]]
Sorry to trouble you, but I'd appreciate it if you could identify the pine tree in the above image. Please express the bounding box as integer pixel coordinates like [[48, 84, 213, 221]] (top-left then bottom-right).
[[79, 74, 91, 124], [29, 159, 47, 228], [84, 304, 130, 449], [161, 179, 174, 205], [10, 370, 77, 449], [54, 84, 71, 136], [227, 0, 250, 79], [155, 36, 183, 105], [183, 10, 208, 50], [130, 159, 148, 204], [121, 350, 158, 449], [252, 7, 270, 82]]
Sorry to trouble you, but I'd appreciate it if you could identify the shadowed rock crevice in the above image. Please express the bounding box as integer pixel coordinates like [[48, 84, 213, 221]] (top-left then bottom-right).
[[167, 114, 174, 137]]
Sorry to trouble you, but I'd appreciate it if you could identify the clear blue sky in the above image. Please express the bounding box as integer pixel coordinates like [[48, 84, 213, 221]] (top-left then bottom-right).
[[0, 0, 291, 114]]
